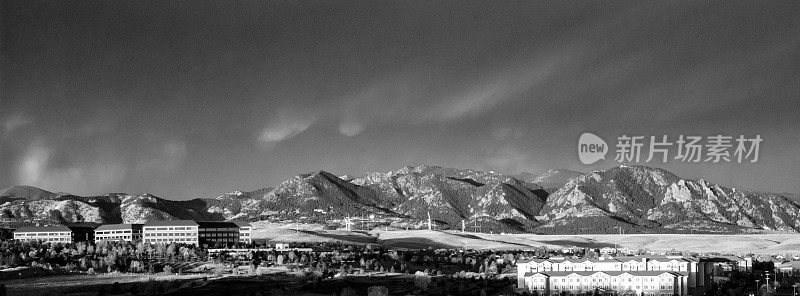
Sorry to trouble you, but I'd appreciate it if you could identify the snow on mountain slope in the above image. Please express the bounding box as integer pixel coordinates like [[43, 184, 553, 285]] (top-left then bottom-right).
[[1, 165, 798, 233], [516, 169, 584, 193], [540, 165, 800, 232]]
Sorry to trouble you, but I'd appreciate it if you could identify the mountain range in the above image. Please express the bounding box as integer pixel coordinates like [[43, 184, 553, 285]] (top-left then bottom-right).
[[1, 165, 798, 234]]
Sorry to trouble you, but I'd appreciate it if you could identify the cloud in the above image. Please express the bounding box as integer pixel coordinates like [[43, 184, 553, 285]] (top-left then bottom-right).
[[485, 146, 534, 174], [3, 113, 33, 136], [338, 121, 363, 137], [135, 140, 188, 173], [336, 57, 564, 135], [257, 114, 314, 148], [17, 143, 127, 194]]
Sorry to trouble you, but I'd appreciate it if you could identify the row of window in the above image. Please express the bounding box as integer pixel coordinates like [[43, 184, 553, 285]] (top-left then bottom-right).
[[96, 235, 136, 240], [532, 267, 688, 272], [143, 227, 197, 231], [18, 232, 70, 236], [96, 230, 139, 234], [144, 232, 196, 237], [198, 227, 239, 231], [17, 237, 70, 242], [537, 284, 674, 290], [143, 238, 198, 243], [534, 277, 674, 283], [201, 238, 238, 242], [199, 233, 237, 237]]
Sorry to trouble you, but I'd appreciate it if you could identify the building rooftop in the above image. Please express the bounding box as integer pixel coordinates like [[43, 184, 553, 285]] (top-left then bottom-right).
[[144, 220, 199, 227], [703, 255, 745, 262], [196, 221, 239, 228], [95, 224, 144, 231], [15, 225, 71, 232], [231, 220, 252, 227], [777, 261, 800, 269], [526, 270, 688, 277]]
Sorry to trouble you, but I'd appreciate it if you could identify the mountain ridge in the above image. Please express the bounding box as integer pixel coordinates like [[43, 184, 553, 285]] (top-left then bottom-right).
[[1, 165, 798, 234]]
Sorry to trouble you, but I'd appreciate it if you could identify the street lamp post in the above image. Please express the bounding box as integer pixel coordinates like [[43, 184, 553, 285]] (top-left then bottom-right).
[[756, 280, 761, 296], [792, 283, 798, 296], [766, 271, 771, 289]]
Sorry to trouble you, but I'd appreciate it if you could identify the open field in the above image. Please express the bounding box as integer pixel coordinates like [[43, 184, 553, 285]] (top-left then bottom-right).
[[2, 273, 214, 296], [252, 222, 800, 254]]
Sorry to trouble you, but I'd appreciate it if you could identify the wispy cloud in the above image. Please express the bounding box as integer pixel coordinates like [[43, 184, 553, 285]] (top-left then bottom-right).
[[17, 143, 127, 194], [135, 140, 188, 173], [416, 57, 563, 123], [3, 113, 33, 136], [336, 55, 566, 135], [257, 112, 315, 148]]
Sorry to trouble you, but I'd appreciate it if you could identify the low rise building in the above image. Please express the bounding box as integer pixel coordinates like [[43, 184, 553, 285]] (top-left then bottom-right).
[[518, 255, 712, 296], [522, 270, 688, 296], [14, 226, 72, 243], [94, 224, 143, 242], [705, 255, 752, 273], [232, 221, 252, 244], [13, 225, 95, 243], [143, 220, 199, 245], [197, 221, 241, 248], [776, 261, 800, 274]]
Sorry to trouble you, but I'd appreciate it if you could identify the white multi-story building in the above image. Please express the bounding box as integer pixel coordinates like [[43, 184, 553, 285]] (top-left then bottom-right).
[[94, 224, 143, 242], [517, 256, 712, 296], [232, 221, 252, 244], [142, 220, 199, 245], [523, 270, 687, 296], [13, 226, 73, 243]]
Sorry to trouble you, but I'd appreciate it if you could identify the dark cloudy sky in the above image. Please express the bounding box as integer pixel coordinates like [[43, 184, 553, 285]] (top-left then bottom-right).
[[2, 0, 799, 199]]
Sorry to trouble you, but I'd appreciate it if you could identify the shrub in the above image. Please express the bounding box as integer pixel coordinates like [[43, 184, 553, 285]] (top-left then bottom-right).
[[414, 271, 431, 290], [367, 286, 389, 296]]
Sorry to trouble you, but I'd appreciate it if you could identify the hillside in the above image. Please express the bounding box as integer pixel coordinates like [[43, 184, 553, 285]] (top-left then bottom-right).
[[0, 185, 57, 203], [538, 165, 800, 233], [516, 169, 584, 193], [206, 166, 548, 232], [1, 165, 798, 234]]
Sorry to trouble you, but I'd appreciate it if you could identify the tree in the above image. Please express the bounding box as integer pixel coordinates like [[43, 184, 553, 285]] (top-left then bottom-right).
[[414, 271, 432, 290]]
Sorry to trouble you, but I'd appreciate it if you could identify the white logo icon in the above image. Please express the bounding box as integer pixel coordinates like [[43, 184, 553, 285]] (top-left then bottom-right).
[[579, 132, 608, 164]]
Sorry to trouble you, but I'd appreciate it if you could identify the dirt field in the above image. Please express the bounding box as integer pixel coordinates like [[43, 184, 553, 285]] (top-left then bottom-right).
[[252, 222, 799, 254]]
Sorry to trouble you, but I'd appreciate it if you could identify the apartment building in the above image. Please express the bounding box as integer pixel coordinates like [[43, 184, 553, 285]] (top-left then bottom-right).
[[523, 270, 687, 296], [94, 224, 143, 242], [142, 220, 199, 245], [517, 256, 712, 296]]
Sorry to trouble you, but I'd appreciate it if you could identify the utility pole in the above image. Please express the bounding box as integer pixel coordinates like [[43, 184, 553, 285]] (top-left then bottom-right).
[[461, 219, 465, 233], [427, 211, 432, 231]]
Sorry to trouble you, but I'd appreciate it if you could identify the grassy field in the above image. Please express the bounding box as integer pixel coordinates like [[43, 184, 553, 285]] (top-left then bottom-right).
[[3, 273, 214, 296], [252, 222, 799, 254]]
